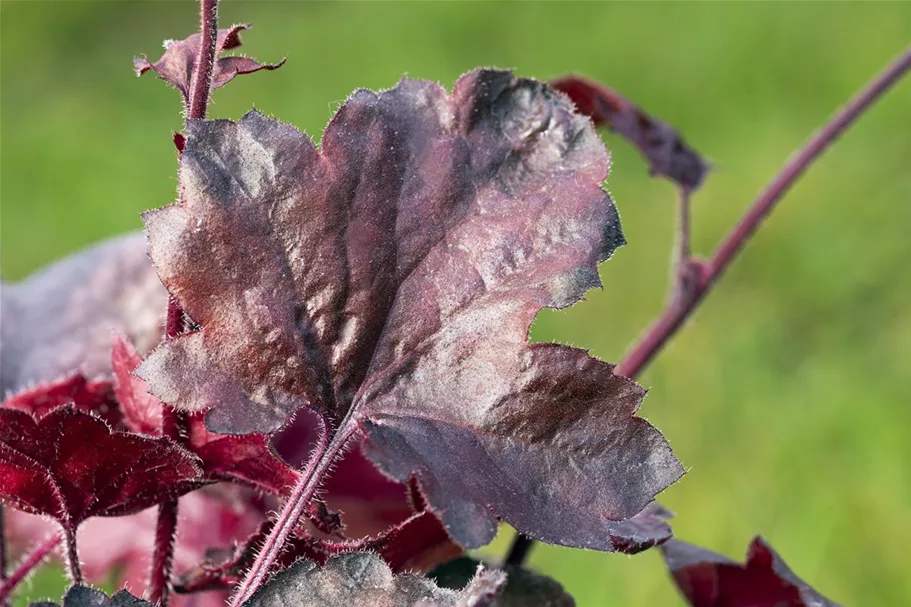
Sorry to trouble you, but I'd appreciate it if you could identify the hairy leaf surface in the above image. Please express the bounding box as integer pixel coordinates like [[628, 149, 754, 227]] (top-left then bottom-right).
[[113, 335, 301, 496], [662, 536, 841, 607], [139, 69, 682, 550], [243, 552, 505, 607], [0, 406, 201, 532]]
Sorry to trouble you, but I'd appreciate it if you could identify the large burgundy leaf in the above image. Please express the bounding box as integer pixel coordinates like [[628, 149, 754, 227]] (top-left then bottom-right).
[[0, 406, 202, 531], [0, 234, 167, 397], [134, 24, 283, 103], [662, 536, 841, 607], [138, 69, 683, 550]]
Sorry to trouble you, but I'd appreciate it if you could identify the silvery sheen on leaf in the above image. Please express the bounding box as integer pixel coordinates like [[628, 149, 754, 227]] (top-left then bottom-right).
[[243, 552, 505, 607], [138, 69, 683, 550]]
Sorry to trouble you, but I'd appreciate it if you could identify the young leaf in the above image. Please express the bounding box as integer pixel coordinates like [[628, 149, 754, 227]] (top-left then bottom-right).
[[3, 373, 120, 426], [662, 536, 842, 607], [431, 556, 574, 607], [242, 552, 505, 607], [0, 406, 202, 531], [134, 25, 284, 103], [112, 336, 162, 434], [138, 69, 683, 550], [551, 76, 709, 190], [31, 585, 153, 607], [0, 234, 167, 397]]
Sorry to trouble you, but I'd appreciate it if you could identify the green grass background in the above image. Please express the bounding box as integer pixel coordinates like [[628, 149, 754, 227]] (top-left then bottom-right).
[[2, 1, 910, 605]]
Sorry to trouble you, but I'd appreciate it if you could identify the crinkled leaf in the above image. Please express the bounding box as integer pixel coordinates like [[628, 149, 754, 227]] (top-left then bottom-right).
[[138, 69, 682, 550], [2, 373, 121, 426], [31, 585, 153, 607], [134, 24, 284, 102], [431, 557, 574, 607], [0, 406, 202, 531], [551, 76, 709, 190], [662, 536, 842, 607], [242, 552, 503, 607], [0, 234, 167, 397]]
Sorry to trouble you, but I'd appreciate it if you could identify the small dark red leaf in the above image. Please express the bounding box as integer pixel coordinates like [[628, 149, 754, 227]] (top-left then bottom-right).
[[3, 373, 120, 426], [134, 24, 284, 102], [111, 335, 162, 435], [662, 536, 841, 607], [138, 69, 683, 552], [551, 75, 709, 189], [187, 414, 299, 496], [0, 406, 202, 531]]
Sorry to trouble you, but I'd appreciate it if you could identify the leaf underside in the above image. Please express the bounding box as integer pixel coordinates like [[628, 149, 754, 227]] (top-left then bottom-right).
[[138, 68, 683, 550]]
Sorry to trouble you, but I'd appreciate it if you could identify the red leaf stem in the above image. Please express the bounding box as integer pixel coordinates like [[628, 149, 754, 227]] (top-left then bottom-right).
[[229, 423, 354, 607], [617, 43, 911, 379], [507, 42, 911, 568], [0, 534, 62, 604], [148, 1, 220, 601]]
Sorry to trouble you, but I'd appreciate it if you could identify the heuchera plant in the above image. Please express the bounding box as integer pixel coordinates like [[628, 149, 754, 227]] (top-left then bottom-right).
[[1, 2, 909, 606]]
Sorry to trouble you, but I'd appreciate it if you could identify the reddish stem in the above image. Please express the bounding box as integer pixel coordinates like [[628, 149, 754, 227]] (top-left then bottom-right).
[[617, 43, 911, 378], [188, 0, 219, 121], [148, 2, 219, 603], [230, 423, 355, 607], [506, 43, 911, 567], [0, 534, 62, 604]]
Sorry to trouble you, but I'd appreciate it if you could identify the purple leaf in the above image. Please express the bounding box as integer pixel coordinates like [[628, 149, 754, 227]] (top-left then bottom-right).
[[0, 406, 202, 532], [138, 69, 683, 550], [551, 76, 709, 190], [134, 24, 284, 102], [662, 536, 842, 607], [0, 234, 167, 397]]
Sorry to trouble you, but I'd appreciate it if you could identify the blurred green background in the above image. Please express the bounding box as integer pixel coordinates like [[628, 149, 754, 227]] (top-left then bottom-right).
[[2, 1, 910, 605]]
